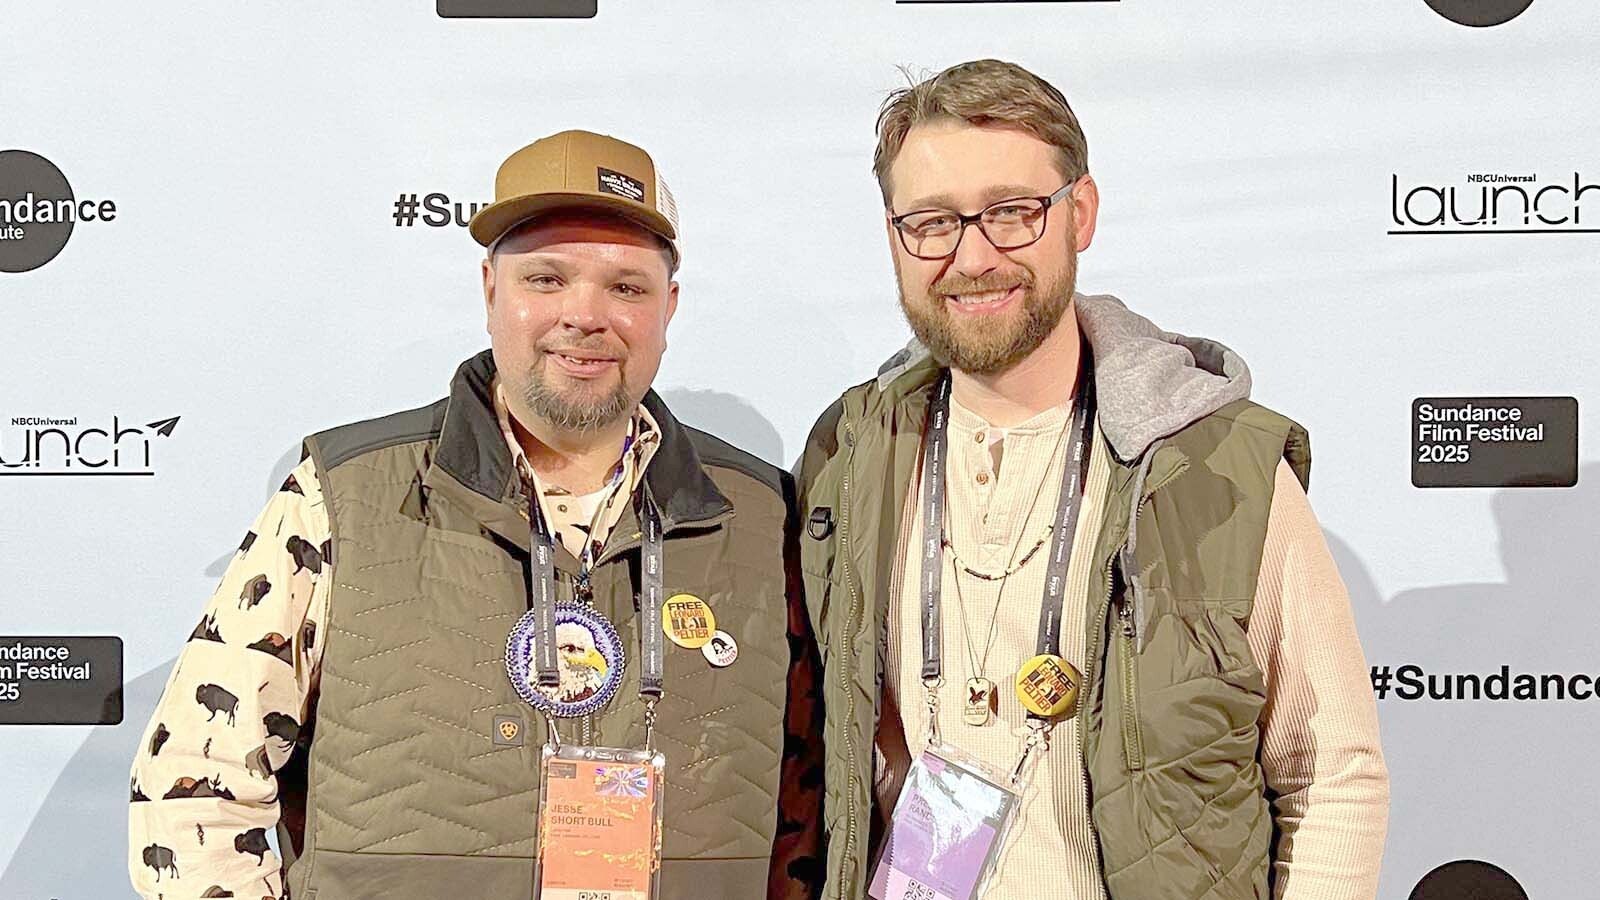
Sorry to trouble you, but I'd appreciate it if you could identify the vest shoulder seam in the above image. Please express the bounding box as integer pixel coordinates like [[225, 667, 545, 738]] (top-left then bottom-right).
[[1197, 398, 1301, 439], [306, 397, 448, 470]]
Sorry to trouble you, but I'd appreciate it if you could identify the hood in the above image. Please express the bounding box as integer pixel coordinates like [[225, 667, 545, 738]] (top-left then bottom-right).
[[876, 291, 1252, 462], [1074, 292, 1251, 462]]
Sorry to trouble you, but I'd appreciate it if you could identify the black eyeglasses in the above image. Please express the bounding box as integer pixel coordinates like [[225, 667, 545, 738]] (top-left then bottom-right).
[[889, 180, 1078, 260]]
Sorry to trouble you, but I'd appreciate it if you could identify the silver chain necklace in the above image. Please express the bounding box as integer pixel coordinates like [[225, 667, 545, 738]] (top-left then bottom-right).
[[942, 411, 1073, 726]]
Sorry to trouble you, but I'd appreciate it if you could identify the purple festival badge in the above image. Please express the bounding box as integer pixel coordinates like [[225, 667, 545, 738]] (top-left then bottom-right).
[[868, 751, 1016, 900]]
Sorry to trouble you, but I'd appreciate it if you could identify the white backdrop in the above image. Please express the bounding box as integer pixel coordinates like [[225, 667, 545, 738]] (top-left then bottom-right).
[[3, 1, 1598, 897]]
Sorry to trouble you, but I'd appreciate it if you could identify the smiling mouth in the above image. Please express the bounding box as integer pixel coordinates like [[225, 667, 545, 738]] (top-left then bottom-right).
[[546, 350, 621, 377], [943, 285, 1020, 311]]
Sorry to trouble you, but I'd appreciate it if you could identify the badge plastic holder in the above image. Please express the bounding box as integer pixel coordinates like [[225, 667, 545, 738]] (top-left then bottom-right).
[[534, 743, 666, 900], [867, 741, 1024, 900]]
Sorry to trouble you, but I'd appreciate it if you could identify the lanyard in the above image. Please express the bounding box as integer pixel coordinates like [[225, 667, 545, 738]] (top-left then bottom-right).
[[523, 469, 667, 743], [917, 356, 1095, 767]]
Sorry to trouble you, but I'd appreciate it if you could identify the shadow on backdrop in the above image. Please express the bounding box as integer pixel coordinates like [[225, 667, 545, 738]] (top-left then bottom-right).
[[0, 659, 173, 900], [206, 445, 305, 578], [0, 445, 305, 897], [1338, 463, 1599, 897], [658, 388, 784, 468]]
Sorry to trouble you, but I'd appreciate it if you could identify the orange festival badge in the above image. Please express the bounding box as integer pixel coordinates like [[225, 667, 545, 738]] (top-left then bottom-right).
[[536, 752, 664, 900]]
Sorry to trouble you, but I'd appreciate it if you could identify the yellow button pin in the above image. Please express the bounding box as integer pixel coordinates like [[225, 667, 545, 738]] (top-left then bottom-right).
[[662, 593, 716, 649], [1014, 653, 1083, 718]]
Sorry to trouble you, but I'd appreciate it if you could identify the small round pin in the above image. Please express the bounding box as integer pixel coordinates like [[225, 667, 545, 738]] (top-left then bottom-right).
[[701, 630, 739, 667]]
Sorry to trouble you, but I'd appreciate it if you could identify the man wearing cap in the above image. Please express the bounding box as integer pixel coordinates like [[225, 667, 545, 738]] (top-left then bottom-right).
[[128, 130, 824, 900]]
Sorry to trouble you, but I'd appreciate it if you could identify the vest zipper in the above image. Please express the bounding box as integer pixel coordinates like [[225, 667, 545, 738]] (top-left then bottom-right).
[[836, 424, 863, 898], [1081, 453, 1188, 807], [1078, 548, 1118, 876]]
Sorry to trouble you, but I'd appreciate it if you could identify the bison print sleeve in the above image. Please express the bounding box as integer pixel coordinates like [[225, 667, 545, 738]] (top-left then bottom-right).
[[127, 455, 331, 899]]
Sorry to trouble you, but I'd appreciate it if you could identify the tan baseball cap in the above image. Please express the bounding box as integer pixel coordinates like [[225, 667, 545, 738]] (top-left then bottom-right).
[[469, 129, 680, 264]]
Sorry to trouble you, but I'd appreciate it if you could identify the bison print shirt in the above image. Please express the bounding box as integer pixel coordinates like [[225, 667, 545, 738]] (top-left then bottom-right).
[[126, 396, 661, 898]]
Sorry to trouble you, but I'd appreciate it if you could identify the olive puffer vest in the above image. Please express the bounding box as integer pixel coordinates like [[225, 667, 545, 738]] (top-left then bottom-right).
[[797, 356, 1309, 900], [278, 350, 798, 900]]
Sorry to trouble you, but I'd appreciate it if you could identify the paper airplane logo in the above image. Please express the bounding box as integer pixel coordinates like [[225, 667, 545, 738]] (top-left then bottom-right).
[[146, 416, 180, 437]]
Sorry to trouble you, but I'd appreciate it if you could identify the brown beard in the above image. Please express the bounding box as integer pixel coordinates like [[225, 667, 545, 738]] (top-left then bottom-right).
[[518, 344, 634, 433], [897, 247, 1076, 376]]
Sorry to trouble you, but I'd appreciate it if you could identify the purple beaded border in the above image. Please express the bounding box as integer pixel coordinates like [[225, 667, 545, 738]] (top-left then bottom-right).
[[504, 602, 626, 718]]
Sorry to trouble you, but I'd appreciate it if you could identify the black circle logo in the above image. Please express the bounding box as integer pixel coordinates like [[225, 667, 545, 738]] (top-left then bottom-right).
[[0, 150, 77, 273], [1424, 0, 1535, 27], [1410, 860, 1529, 900]]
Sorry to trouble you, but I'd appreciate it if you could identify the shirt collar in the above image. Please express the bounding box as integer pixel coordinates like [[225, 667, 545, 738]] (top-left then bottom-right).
[[948, 390, 1074, 437]]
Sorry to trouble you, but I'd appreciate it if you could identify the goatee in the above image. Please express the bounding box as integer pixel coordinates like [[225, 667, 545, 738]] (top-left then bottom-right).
[[519, 362, 633, 433]]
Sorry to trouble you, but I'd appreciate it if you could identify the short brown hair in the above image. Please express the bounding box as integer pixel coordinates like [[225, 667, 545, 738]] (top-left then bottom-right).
[[873, 59, 1089, 205]]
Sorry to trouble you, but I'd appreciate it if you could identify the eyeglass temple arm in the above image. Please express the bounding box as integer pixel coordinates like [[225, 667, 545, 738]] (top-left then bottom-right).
[[1044, 180, 1077, 207]]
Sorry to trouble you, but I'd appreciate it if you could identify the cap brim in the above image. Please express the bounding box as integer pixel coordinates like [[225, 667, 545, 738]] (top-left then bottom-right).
[[468, 191, 677, 249]]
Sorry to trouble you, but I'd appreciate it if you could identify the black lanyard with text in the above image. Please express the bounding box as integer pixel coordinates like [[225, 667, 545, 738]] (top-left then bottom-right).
[[917, 356, 1095, 763], [524, 471, 667, 745]]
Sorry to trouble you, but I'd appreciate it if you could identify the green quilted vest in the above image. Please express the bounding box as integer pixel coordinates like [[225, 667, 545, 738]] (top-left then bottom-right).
[[1079, 399, 1310, 900], [279, 350, 795, 899], [798, 368, 1309, 900]]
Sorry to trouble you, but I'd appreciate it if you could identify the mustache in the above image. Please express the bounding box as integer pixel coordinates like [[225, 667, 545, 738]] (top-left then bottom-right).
[[535, 337, 628, 360], [929, 269, 1034, 297]]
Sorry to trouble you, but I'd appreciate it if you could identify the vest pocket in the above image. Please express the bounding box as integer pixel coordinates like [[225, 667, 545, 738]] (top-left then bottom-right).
[[1173, 598, 1264, 693], [798, 568, 836, 662], [1115, 595, 1146, 772], [1168, 599, 1268, 752]]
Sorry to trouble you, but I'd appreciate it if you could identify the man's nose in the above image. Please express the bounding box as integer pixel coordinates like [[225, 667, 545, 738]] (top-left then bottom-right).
[[556, 282, 608, 331], [949, 221, 1006, 279]]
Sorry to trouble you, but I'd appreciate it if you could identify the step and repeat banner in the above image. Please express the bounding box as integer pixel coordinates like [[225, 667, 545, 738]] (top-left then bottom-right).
[[2, 1, 1597, 898]]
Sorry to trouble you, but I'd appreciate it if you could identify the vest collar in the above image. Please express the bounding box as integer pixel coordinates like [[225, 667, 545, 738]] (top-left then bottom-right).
[[422, 349, 732, 547]]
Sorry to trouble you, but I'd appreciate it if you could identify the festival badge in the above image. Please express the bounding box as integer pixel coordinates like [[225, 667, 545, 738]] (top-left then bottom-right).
[[661, 593, 716, 649], [867, 747, 1022, 900], [506, 603, 627, 719], [1014, 653, 1082, 718], [536, 745, 666, 900]]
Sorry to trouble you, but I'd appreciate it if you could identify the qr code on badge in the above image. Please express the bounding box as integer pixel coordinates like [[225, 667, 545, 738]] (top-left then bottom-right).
[[903, 880, 936, 900]]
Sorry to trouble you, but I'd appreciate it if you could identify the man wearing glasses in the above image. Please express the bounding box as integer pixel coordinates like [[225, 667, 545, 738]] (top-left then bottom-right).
[[795, 60, 1388, 900]]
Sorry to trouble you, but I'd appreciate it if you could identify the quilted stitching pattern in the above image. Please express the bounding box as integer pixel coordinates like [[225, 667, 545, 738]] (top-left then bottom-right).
[[299, 440, 791, 866], [1086, 407, 1297, 900]]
